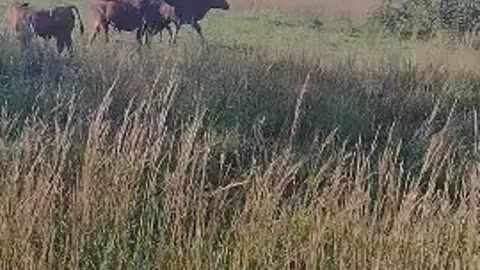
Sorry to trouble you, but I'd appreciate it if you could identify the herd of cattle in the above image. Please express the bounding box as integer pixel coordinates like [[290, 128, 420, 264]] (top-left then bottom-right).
[[5, 0, 230, 53]]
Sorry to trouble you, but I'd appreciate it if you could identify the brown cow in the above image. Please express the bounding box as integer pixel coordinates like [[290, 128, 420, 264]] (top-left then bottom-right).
[[143, 0, 230, 44], [6, 2, 84, 53], [87, 0, 146, 45], [6, 2, 34, 47]]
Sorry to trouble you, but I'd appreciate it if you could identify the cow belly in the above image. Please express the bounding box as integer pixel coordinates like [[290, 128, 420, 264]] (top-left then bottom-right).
[[34, 27, 52, 39], [114, 22, 139, 31], [111, 15, 142, 31]]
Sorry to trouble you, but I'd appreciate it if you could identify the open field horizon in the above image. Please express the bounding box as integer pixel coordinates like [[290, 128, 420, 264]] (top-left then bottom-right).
[[1, 0, 480, 269], [229, 0, 381, 16], [3, 0, 382, 15]]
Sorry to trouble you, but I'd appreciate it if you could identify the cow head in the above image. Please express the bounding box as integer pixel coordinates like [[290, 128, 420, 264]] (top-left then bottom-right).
[[208, 0, 229, 10]]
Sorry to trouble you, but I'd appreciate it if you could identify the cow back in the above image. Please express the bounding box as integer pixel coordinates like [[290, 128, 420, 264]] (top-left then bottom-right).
[[49, 7, 76, 35]]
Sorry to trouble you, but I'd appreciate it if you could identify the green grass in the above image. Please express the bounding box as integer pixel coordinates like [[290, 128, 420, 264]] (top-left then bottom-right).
[[0, 1, 480, 269]]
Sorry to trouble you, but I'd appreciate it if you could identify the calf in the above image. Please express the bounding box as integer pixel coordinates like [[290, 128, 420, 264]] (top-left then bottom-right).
[[143, 0, 230, 44], [6, 2, 84, 53]]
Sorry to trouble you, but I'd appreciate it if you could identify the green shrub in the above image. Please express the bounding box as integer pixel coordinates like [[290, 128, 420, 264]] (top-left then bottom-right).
[[373, 0, 480, 39]]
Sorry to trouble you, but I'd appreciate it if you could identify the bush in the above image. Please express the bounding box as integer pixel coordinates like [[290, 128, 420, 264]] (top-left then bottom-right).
[[373, 0, 480, 39]]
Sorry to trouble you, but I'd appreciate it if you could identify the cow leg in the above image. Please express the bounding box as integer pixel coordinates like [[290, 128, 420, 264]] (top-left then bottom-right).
[[143, 26, 151, 45], [145, 30, 150, 45], [171, 23, 181, 44], [157, 28, 162, 42], [136, 27, 144, 45], [89, 22, 102, 45], [156, 25, 169, 43], [65, 37, 73, 54], [165, 25, 173, 42], [104, 23, 110, 43], [56, 39, 66, 54], [191, 21, 204, 42]]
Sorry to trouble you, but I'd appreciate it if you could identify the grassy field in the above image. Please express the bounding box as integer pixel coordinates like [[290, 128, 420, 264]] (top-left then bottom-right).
[[1, 0, 480, 269]]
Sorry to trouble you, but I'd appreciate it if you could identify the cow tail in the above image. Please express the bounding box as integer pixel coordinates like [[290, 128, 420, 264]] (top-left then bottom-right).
[[69, 5, 85, 35]]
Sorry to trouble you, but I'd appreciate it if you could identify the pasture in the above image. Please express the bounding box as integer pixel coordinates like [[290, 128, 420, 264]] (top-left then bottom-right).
[[1, 0, 480, 269]]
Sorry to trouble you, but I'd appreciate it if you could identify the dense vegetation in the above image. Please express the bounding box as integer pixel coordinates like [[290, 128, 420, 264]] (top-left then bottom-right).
[[375, 0, 480, 39], [1, 0, 480, 269]]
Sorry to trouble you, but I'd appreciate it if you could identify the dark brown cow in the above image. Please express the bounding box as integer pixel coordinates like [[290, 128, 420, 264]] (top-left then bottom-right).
[[143, 0, 230, 44], [87, 0, 146, 44], [6, 2, 84, 53]]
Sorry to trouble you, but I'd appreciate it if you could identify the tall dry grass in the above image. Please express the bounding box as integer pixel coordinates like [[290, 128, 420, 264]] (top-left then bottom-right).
[[0, 28, 479, 269]]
